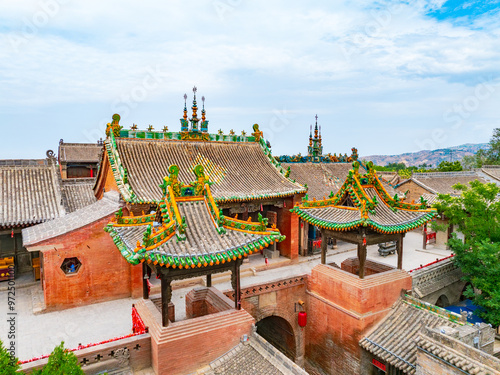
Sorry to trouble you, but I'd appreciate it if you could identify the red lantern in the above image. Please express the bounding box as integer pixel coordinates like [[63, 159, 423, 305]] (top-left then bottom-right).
[[298, 311, 307, 327]]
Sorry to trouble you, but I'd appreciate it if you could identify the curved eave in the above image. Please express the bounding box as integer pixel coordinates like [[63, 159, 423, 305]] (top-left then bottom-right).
[[292, 207, 438, 234], [106, 224, 285, 268]]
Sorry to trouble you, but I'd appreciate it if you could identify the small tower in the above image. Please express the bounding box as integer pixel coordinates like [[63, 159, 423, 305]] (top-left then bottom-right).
[[307, 115, 323, 162], [190, 86, 200, 132], [180, 93, 189, 132], [201, 95, 209, 133]]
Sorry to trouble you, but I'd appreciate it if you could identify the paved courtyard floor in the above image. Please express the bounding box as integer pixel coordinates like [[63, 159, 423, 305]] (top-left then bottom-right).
[[0, 231, 451, 364]]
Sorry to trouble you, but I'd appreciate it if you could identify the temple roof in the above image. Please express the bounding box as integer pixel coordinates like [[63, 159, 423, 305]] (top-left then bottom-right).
[[58, 142, 102, 163], [291, 162, 437, 234], [23, 191, 120, 247], [360, 295, 468, 374], [0, 159, 66, 228], [397, 171, 490, 196], [61, 177, 97, 213], [102, 116, 305, 204], [105, 165, 285, 269]]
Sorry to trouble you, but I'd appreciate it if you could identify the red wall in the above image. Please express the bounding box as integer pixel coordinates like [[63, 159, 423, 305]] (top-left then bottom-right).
[[277, 195, 303, 260], [33, 214, 142, 310], [305, 264, 412, 374]]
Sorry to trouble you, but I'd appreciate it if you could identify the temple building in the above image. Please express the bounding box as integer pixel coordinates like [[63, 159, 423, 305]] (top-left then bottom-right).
[[58, 139, 102, 179], [94, 88, 306, 260], [0, 155, 64, 280], [277, 115, 401, 256], [14, 92, 500, 375], [104, 161, 288, 374]]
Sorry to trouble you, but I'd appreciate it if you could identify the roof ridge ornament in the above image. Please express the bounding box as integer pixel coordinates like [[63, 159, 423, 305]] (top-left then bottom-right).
[[180, 88, 210, 140]]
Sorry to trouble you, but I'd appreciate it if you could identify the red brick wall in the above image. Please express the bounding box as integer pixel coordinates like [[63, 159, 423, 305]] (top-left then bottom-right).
[[33, 214, 142, 310], [277, 195, 303, 260], [305, 264, 412, 374]]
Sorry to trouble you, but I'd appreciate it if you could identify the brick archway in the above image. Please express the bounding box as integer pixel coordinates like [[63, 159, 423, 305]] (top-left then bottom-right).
[[255, 305, 304, 365]]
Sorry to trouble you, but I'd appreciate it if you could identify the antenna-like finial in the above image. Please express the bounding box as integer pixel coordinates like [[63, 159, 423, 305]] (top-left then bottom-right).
[[201, 96, 206, 123], [193, 86, 197, 96], [315, 114, 318, 123], [183, 93, 188, 121]]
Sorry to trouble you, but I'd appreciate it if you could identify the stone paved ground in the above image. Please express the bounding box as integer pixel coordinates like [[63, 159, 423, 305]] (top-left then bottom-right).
[[0, 231, 451, 366]]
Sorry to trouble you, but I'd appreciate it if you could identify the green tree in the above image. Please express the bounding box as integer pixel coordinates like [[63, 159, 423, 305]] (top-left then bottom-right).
[[434, 180, 500, 325], [31, 342, 84, 375], [437, 160, 463, 172], [0, 339, 20, 375], [485, 128, 500, 163], [385, 162, 407, 171]]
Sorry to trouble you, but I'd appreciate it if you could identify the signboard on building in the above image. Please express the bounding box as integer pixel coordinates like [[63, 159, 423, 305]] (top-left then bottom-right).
[[372, 358, 386, 372]]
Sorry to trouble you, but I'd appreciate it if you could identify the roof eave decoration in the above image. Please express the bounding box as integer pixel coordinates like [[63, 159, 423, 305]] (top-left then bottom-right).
[[103, 107, 306, 204], [105, 165, 286, 269], [290, 161, 438, 234]]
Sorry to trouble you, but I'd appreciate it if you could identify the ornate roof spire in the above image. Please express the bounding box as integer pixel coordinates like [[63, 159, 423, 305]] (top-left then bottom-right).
[[314, 114, 319, 139], [201, 96, 206, 123], [309, 124, 313, 147], [190, 86, 200, 131], [183, 93, 188, 121]]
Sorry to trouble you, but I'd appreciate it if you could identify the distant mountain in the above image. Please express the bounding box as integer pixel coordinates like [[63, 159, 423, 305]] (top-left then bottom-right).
[[361, 143, 488, 167]]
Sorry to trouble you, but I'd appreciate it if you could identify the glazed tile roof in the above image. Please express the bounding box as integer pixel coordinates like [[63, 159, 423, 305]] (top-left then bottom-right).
[[199, 333, 308, 375], [360, 296, 467, 374], [105, 165, 285, 268], [22, 191, 121, 247], [61, 177, 97, 213], [0, 160, 66, 228], [104, 126, 305, 204], [291, 162, 437, 234], [58, 142, 102, 163]]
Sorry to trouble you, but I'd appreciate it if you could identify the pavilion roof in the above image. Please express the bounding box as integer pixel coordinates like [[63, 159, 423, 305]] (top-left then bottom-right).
[[290, 162, 437, 234], [105, 164, 285, 269], [102, 112, 305, 204]]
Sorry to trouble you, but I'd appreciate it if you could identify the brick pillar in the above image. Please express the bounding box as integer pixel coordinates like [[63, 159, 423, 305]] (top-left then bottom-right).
[[130, 263, 143, 299], [277, 194, 304, 260]]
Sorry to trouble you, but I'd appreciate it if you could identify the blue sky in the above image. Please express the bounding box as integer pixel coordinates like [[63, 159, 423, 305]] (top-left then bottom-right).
[[1, 0, 500, 160]]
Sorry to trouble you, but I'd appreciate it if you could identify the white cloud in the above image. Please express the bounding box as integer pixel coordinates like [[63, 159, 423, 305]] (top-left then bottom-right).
[[0, 0, 500, 158]]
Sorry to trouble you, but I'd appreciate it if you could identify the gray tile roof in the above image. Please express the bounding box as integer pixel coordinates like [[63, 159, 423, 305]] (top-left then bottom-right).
[[22, 191, 121, 247], [0, 161, 65, 228], [401, 171, 489, 196], [58, 142, 103, 163], [282, 162, 349, 200], [61, 177, 97, 213], [199, 333, 308, 375], [112, 138, 305, 202], [360, 297, 464, 374]]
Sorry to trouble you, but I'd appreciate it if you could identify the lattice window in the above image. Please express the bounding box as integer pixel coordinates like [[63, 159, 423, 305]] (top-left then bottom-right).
[[60, 257, 82, 275]]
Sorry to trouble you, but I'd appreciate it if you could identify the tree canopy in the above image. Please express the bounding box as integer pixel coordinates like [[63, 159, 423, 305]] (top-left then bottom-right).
[[0, 341, 84, 375], [434, 180, 500, 326]]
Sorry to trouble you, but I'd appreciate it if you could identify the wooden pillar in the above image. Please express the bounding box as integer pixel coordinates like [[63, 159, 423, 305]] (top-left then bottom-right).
[[231, 262, 241, 310], [397, 235, 404, 270], [422, 223, 427, 250], [206, 274, 212, 288], [358, 243, 367, 279], [142, 263, 150, 300], [161, 276, 172, 327], [332, 238, 337, 249], [320, 229, 328, 264]]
